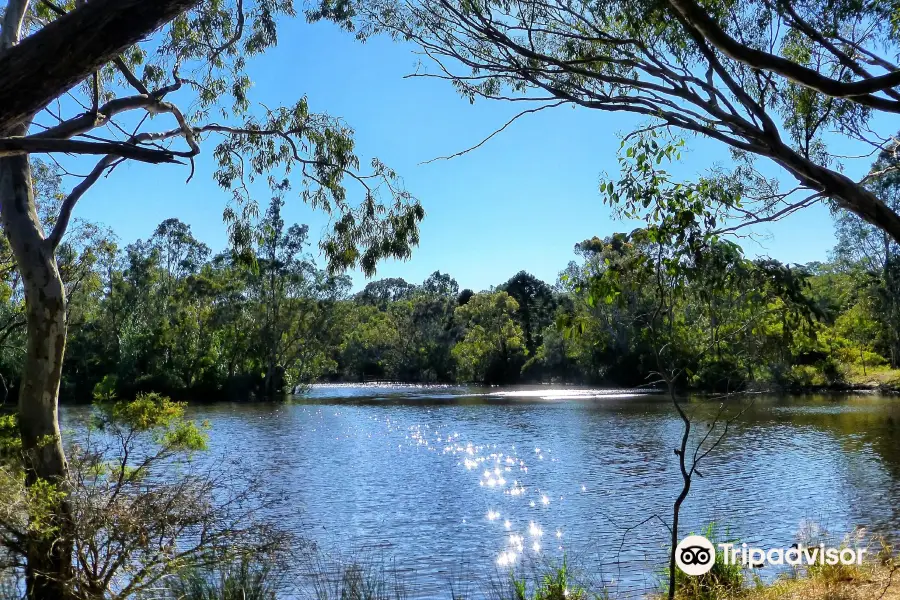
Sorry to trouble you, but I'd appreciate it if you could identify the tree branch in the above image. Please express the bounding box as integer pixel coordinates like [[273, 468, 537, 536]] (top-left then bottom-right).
[[664, 0, 900, 108], [0, 0, 200, 130], [0, 138, 180, 163], [46, 156, 115, 251], [0, 0, 30, 49], [33, 83, 181, 140], [208, 0, 245, 65]]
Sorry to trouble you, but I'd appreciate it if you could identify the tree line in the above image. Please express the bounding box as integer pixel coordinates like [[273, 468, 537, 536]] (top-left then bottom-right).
[[0, 162, 893, 403]]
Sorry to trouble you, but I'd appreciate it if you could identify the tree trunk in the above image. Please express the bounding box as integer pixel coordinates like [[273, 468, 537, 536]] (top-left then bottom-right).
[[668, 383, 692, 600], [0, 148, 73, 600]]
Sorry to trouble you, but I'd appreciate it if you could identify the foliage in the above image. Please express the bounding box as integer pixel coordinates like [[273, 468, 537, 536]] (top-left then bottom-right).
[[0, 393, 285, 599], [297, 550, 416, 600], [0, 415, 18, 462], [312, 0, 900, 253], [491, 557, 606, 600], [453, 292, 526, 383], [509, 559, 592, 600], [2, 147, 900, 397], [499, 272, 556, 356], [0, 205, 889, 394]]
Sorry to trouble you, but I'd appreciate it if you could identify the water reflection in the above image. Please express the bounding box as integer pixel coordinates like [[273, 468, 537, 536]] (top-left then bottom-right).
[[61, 386, 900, 599]]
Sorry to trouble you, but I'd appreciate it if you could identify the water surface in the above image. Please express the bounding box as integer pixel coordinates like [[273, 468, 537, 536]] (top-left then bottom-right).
[[65, 385, 900, 598]]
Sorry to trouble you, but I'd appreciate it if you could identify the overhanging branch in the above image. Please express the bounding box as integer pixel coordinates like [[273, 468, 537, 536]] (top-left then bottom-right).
[[0, 138, 181, 163], [0, 0, 200, 131], [664, 0, 900, 109]]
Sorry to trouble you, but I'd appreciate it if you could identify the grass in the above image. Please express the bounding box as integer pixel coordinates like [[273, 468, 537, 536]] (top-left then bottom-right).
[[502, 557, 606, 600], [166, 555, 900, 600], [295, 549, 418, 600], [722, 559, 900, 600], [166, 556, 280, 600], [670, 532, 900, 600], [130, 530, 900, 600], [842, 363, 900, 388]]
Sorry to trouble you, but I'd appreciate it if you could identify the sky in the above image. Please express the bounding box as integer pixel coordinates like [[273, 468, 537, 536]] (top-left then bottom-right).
[[63, 16, 880, 292]]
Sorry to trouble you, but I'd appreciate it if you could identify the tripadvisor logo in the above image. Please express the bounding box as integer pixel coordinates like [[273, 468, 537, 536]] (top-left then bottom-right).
[[675, 535, 869, 576], [675, 535, 716, 576]]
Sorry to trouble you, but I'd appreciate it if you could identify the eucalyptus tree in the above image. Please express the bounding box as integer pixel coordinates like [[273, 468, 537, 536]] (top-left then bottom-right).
[[577, 216, 813, 600], [452, 291, 525, 382], [315, 0, 900, 240], [0, 0, 200, 130], [0, 1, 421, 597], [356, 277, 419, 307], [421, 270, 459, 298], [833, 148, 900, 365], [251, 197, 349, 395], [498, 271, 555, 356]]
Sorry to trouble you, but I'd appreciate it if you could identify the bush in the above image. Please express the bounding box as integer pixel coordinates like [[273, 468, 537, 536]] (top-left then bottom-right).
[[691, 357, 748, 393], [0, 392, 287, 600]]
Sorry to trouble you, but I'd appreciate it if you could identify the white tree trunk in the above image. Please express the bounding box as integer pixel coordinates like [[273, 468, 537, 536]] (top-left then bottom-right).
[[0, 145, 73, 600]]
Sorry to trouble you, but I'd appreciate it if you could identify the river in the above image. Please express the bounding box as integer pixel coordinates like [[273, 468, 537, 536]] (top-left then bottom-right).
[[63, 385, 900, 598]]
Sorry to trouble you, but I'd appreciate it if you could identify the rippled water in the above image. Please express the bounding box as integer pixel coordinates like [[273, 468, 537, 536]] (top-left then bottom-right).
[[63, 386, 900, 598]]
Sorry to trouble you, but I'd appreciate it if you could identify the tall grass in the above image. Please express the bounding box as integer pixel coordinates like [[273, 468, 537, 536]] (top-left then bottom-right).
[[295, 550, 416, 600], [166, 556, 279, 600], [488, 556, 608, 600], [296, 551, 610, 600]]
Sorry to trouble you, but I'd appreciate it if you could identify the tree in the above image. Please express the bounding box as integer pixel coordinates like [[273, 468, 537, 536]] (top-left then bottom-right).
[[452, 291, 525, 382], [251, 198, 347, 395], [356, 277, 418, 307], [315, 0, 900, 243], [337, 304, 403, 380], [0, 1, 422, 596], [836, 294, 881, 375], [421, 270, 459, 298], [833, 146, 900, 366], [391, 271, 461, 381], [574, 229, 812, 600], [0, 393, 284, 600], [498, 271, 555, 357]]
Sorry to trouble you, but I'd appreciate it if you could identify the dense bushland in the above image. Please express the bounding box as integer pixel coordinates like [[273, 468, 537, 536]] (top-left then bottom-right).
[[0, 163, 894, 400]]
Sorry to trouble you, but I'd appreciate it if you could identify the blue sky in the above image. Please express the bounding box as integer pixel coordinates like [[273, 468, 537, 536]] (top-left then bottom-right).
[[68, 17, 865, 292]]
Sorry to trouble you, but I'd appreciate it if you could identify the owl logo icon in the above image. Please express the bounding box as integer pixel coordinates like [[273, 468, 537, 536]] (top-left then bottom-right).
[[675, 535, 716, 576]]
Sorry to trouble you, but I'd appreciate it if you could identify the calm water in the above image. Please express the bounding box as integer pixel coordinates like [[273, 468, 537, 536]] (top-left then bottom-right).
[[64, 385, 900, 598]]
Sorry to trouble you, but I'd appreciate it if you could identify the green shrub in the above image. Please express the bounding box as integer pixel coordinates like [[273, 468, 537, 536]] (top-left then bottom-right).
[[91, 374, 118, 402], [0, 413, 19, 462], [835, 347, 888, 369]]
